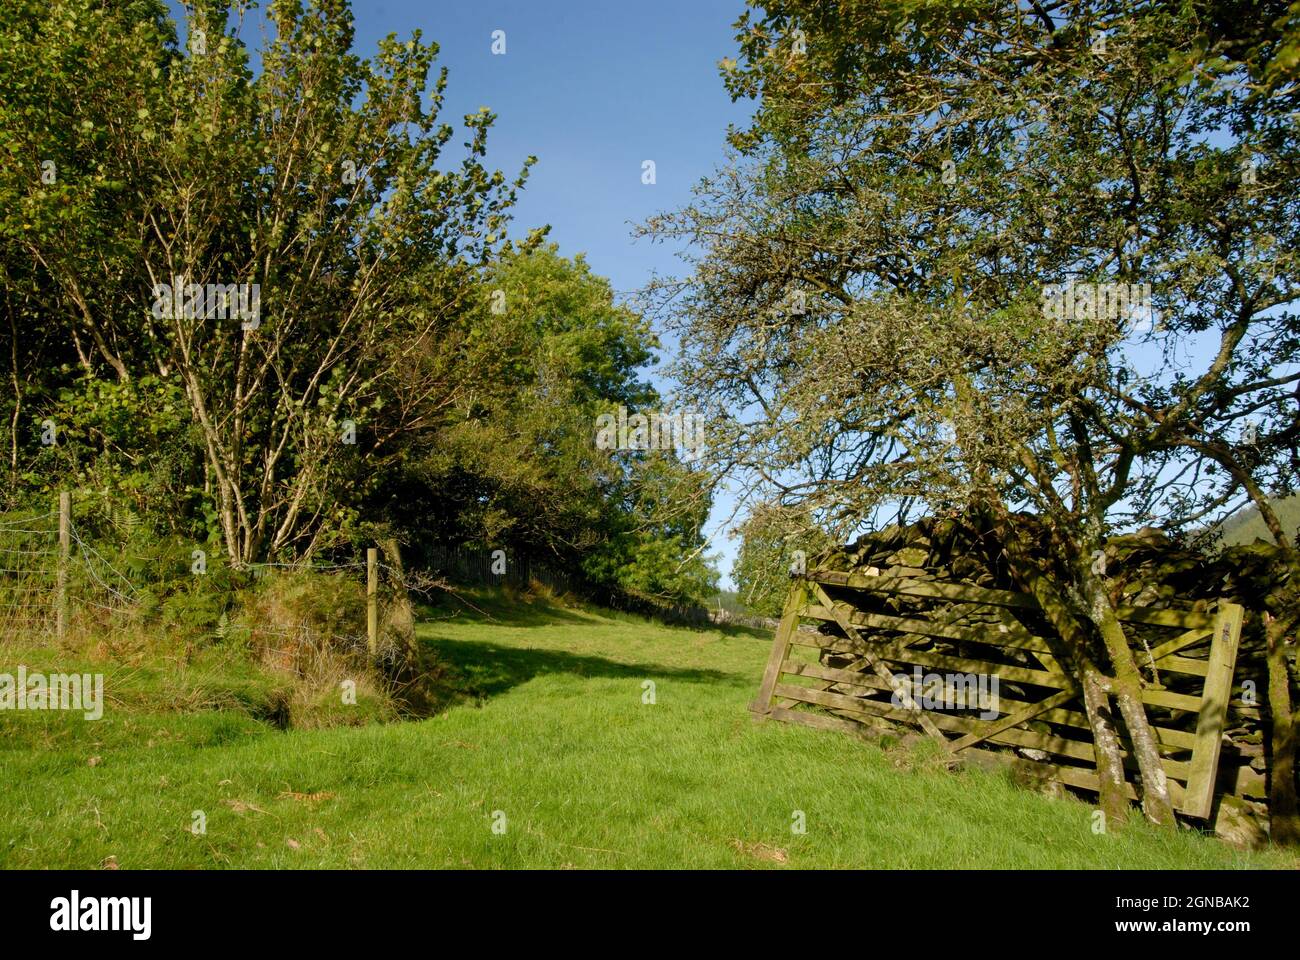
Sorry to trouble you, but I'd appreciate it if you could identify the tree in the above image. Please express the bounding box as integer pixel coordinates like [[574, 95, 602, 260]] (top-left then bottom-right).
[[389, 245, 717, 606], [0, 0, 179, 501], [1, 0, 535, 564], [733, 501, 833, 617], [648, 0, 1300, 825]]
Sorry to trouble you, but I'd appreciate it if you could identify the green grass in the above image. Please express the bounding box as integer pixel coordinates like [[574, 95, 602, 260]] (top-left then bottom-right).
[[1, 593, 1295, 869]]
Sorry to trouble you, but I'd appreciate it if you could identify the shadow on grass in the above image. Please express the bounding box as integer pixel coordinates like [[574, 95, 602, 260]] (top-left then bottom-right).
[[713, 622, 774, 642], [422, 591, 778, 641], [421, 635, 743, 701], [417, 591, 596, 627]]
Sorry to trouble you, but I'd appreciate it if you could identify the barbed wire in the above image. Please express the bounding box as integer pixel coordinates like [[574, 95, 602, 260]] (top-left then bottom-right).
[[0, 510, 57, 530]]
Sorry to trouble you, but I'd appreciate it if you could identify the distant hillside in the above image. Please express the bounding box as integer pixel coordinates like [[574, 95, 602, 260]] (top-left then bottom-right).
[[1216, 494, 1300, 547]]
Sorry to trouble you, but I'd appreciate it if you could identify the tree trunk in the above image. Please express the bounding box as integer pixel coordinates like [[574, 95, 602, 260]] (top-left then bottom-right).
[[379, 537, 417, 661], [1074, 562, 1177, 827], [1079, 662, 1130, 828], [995, 513, 1131, 822]]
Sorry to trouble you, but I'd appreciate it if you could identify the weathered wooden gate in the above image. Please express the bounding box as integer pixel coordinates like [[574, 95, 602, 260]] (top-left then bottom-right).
[[750, 565, 1254, 819]]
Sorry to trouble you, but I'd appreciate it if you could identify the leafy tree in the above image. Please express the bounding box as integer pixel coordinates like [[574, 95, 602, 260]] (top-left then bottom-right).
[[649, 0, 1300, 825], [734, 502, 834, 617], [0, 0, 709, 609], [1, 0, 534, 564], [0, 0, 178, 499], [388, 245, 717, 605]]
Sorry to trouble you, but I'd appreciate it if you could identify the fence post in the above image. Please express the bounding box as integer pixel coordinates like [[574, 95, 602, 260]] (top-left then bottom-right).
[[367, 546, 378, 656], [56, 491, 70, 640], [1182, 601, 1245, 819]]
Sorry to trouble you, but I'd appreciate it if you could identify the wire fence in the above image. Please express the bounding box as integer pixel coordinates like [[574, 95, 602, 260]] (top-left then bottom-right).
[[0, 502, 150, 640], [0, 496, 379, 646], [1, 498, 712, 643], [0, 506, 61, 636], [0, 502, 578, 645]]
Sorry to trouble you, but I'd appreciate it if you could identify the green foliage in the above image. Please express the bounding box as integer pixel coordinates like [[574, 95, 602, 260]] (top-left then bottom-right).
[[21, 376, 203, 530], [1180, 0, 1300, 94], [0, 1, 708, 610], [0, 0, 536, 564], [387, 244, 717, 606], [650, 0, 1300, 556], [733, 503, 835, 617]]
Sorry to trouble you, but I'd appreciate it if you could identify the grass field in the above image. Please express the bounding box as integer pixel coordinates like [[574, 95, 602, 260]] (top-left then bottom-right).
[[2, 593, 1296, 869]]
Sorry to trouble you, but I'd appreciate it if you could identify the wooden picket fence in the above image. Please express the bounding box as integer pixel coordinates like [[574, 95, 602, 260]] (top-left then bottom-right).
[[750, 565, 1258, 819]]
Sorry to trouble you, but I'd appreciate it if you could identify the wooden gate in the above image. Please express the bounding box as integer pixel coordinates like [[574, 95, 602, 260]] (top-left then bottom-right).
[[750, 565, 1251, 818]]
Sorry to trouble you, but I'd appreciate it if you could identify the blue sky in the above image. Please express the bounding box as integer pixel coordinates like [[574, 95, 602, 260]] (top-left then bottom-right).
[[187, 0, 754, 587]]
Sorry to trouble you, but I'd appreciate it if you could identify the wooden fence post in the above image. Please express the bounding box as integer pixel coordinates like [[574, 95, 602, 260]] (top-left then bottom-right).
[[367, 546, 378, 656], [1182, 601, 1245, 819], [750, 581, 806, 718], [56, 491, 70, 640]]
